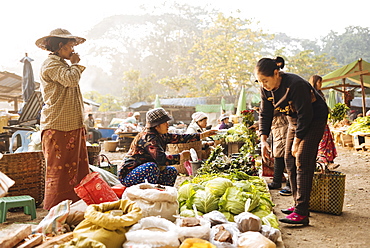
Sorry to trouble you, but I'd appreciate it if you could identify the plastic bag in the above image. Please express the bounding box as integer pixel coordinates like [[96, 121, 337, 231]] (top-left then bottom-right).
[[74, 172, 119, 205], [237, 231, 276, 248], [123, 216, 180, 248], [33, 200, 71, 235], [202, 210, 229, 227], [0, 171, 15, 197], [234, 212, 262, 232], [210, 223, 239, 248], [176, 216, 211, 242], [260, 225, 281, 243], [122, 183, 178, 222]]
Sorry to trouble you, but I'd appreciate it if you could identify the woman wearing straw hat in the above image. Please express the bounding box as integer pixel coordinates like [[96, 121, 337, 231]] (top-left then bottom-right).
[[35, 28, 90, 210], [119, 108, 216, 187]]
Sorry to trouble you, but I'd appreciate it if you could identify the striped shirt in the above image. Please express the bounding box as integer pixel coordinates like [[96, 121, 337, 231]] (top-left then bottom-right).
[[39, 54, 85, 131]]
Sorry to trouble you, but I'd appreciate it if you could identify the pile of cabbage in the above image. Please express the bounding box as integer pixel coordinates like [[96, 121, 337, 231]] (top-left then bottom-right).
[[178, 172, 279, 229]]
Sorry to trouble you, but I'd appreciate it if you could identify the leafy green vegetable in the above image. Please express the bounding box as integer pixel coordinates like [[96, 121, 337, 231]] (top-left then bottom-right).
[[219, 186, 249, 215], [190, 190, 219, 213], [204, 178, 233, 197], [346, 116, 370, 134], [180, 209, 204, 217]]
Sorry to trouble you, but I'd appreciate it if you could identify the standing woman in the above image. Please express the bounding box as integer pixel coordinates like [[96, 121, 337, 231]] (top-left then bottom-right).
[[36, 29, 90, 210], [309, 75, 338, 168], [119, 108, 216, 187], [256, 57, 328, 225]]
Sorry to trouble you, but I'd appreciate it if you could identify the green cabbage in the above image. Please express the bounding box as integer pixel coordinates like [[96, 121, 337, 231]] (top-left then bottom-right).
[[190, 189, 219, 213], [180, 209, 204, 217], [177, 183, 204, 203], [204, 178, 233, 197], [219, 186, 249, 215]]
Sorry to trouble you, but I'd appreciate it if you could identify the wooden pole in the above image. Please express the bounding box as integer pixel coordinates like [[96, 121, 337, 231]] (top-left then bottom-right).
[[342, 78, 346, 104], [359, 58, 366, 115]]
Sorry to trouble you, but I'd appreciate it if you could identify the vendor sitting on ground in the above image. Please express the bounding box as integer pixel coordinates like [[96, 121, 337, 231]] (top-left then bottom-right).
[[186, 112, 215, 149], [85, 113, 102, 143], [118, 108, 216, 187], [218, 114, 234, 129]]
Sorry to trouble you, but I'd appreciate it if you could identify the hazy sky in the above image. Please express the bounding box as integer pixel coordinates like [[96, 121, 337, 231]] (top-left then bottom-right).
[[1, 0, 369, 77]]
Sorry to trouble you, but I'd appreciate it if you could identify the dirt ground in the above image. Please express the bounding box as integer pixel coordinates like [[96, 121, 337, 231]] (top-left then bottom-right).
[[1, 146, 370, 247]]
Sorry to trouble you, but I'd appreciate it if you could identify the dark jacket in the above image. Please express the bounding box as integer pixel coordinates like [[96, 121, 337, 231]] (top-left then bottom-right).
[[259, 73, 328, 139]]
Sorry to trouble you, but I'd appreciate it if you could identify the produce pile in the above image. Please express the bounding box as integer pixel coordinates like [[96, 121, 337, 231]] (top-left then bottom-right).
[[346, 116, 370, 134], [178, 172, 278, 229], [329, 103, 349, 124], [216, 123, 259, 154], [198, 144, 259, 176]]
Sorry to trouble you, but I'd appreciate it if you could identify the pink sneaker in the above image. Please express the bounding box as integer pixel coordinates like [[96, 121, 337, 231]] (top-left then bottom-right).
[[279, 212, 309, 225], [281, 206, 295, 214]]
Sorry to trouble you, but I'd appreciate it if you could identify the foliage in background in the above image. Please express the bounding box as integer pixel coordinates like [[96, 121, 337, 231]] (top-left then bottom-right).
[[83, 91, 123, 111], [186, 13, 271, 97], [83, 2, 368, 107], [122, 70, 156, 106]]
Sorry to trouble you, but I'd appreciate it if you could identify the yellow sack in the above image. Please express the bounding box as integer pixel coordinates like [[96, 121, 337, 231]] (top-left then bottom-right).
[[180, 238, 216, 248], [73, 199, 142, 248]]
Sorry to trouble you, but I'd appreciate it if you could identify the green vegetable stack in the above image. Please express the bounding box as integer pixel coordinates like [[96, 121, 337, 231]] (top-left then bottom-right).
[[177, 172, 279, 229], [346, 116, 370, 134], [329, 103, 349, 124]]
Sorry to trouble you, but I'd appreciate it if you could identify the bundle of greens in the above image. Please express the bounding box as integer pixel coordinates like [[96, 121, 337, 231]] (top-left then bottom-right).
[[198, 145, 259, 176], [346, 116, 370, 134], [329, 103, 349, 124]]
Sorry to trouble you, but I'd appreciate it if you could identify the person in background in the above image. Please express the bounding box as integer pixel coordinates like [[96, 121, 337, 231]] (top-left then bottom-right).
[[125, 112, 141, 124], [257, 56, 328, 225], [268, 111, 292, 196], [349, 110, 357, 121], [36, 28, 90, 210], [118, 108, 216, 187], [186, 112, 215, 158], [85, 113, 102, 143], [309, 75, 338, 169], [219, 114, 233, 129]]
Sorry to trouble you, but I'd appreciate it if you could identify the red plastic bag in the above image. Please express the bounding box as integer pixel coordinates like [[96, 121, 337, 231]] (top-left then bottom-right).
[[184, 161, 192, 176], [74, 172, 119, 205]]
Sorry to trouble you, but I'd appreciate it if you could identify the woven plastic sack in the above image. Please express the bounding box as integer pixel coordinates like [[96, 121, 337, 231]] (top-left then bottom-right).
[[123, 216, 180, 248], [73, 199, 142, 248], [309, 170, 346, 215], [122, 183, 178, 222], [74, 172, 119, 205]]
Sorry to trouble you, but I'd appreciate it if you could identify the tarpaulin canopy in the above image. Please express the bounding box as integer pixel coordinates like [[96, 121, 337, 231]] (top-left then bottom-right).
[[322, 59, 370, 88], [322, 58, 370, 115]]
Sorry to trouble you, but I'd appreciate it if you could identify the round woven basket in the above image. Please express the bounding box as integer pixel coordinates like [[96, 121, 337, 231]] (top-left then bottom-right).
[[167, 141, 202, 175], [0, 152, 45, 206]]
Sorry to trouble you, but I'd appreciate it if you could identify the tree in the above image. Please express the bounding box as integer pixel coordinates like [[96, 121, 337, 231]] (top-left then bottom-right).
[[122, 70, 155, 107], [187, 13, 271, 97], [321, 26, 370, 65], [283, 50, 339, 80], [83, 91, 123, 112]]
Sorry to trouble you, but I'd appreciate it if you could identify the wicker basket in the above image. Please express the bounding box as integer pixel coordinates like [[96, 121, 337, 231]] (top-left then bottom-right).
[[87, 145, 101, 166], [167, 141, 202, 175], [0, 152, 45, 206]]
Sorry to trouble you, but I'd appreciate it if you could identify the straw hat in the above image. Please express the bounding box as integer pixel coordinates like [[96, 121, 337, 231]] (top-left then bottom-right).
[[35, 28, 86, 50], [146, 108, 171, 128]]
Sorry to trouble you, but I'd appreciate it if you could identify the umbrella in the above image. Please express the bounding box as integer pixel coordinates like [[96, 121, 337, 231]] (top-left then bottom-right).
[[327, 89, 337, 109], [20, 53, 35, 103], [220, 97, 226, 114], [236, 86, 247, 116], [154, 94, 161, 108]]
